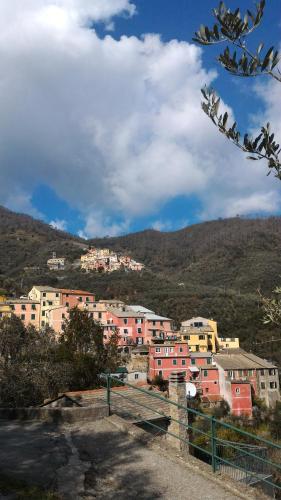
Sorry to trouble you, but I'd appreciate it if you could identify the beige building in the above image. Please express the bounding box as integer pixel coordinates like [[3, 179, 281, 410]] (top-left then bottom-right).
[[28, 286, 61, 328]]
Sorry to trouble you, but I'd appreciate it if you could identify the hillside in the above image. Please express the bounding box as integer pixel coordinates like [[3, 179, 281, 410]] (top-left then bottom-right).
[[0, 205, 281, 364]]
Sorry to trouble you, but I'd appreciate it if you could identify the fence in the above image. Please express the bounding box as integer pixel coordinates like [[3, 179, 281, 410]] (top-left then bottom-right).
[[101, 374, 281, 497]]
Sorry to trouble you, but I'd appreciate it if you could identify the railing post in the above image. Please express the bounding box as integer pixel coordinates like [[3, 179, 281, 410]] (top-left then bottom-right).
[[106, 374, 111, 415], [211, 416, 217, 473]]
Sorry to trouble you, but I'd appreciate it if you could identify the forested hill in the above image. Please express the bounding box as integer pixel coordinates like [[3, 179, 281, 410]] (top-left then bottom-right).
[[1, 205, 281, 364], [90, 216, 281, 294]]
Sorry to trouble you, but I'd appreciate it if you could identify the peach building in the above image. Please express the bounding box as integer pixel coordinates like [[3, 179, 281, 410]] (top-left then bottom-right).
[[8, 299, 40, 328]]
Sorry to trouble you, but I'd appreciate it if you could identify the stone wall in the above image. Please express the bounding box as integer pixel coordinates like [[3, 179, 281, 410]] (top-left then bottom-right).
[[0, 404, 108, 423]]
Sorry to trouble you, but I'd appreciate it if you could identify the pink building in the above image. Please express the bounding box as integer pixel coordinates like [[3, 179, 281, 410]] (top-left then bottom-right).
[[9, 299, 40, 328], [148, 342, 190, 381]]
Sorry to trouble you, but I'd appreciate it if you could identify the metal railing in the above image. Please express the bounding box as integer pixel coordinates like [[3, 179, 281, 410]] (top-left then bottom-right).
[[101, 374, 281, 497]]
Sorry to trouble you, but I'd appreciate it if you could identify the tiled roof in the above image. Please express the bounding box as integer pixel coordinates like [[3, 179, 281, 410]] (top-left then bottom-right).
[[57, 288, 93, 295]]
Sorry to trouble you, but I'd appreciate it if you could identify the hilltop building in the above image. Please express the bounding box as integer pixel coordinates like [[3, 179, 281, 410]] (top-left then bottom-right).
[[80, 248, 144, 273], [47, 252, 66, 270]]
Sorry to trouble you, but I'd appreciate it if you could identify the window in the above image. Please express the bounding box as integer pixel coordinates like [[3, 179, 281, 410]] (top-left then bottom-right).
[[31, 304, 36, 310], [124, 329, 128, 334], [41, 320, 45, 327], [43, 293, 46, 297], [98, 312, 102, 319], [191, 359, 196, 365], [89, 313, 93, 318], [173, 359, 177, 365], [86, 297, 90, 302], [243, 370, 248, 376], [182, 359, 186, 366], [194, 322, 203, 327], [156, 347, 161, 353], [199, 335, 205, 340], [207, 358, 211, 365], [270, 382, 277, 389], [260, 369, 265, 376], [124, 318, 128, 325], [160, 321, 163, 326], [208, 334, 212, 339], [152, 320, 156, 326], [56, 293, 59, 297], [152, 330, 157, 337], [42, 311, 45, 317], [235, 387, 240, 394], [48, 301, 53, 306], [135, 373, 139, 380], [21, 314, 25, 320], [205, 388, 209, 393], [196, 345, 199, 352], [10, 305, 15, 311], [79, 297, 82, 302], [137, 328, 142, 334], [21, 304, 25, 310], [229, 370, 233, 378], [31, 314, 35, 320], [261, 382, 265, 389], [179, 347, 183, 352], [269, 369, 276, 376], [62, 313, 65, 319], [157, 360, 162, 366], [248, 370, 253, 376], [203, 370, 208, 377], [158, 370, 163, 376], [184, 335, 190, 340], [43, 301, 46, 307], [66, 302, 69, 308], [238, 370, 243, 377]]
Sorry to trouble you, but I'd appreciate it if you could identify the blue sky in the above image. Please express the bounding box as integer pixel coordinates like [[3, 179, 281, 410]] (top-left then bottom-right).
[[1, 0, 281, 237]]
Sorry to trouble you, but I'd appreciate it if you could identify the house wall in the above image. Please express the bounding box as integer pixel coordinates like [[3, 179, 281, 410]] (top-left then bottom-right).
[[149, 343, 190, 381], [231, 382, 252, 417], [256, 368, 280, 408]]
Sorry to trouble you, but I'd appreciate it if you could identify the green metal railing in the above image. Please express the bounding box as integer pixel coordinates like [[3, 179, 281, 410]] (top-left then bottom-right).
[[101, 374, 281, 497]]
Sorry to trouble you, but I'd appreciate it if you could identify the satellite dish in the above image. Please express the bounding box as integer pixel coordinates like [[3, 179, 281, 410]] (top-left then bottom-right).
[[186, 382, 197, 399]]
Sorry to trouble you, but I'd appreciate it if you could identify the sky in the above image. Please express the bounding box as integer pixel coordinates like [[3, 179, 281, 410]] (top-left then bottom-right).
[[0, 0, 281, 237]]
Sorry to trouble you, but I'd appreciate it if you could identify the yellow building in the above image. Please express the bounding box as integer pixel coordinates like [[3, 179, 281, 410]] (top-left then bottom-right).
[[0, 293, 12, 319], [180, 317, 239, 353], [180, 317, 218, 353], [28, 286, 61, 328]]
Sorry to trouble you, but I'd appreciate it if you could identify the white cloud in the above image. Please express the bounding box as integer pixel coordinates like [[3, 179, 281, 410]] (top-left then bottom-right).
[[49, 219, 67, 231], [0, 1, 280, 236]]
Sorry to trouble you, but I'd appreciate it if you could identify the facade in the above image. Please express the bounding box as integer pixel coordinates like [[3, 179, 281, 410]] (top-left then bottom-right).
[[149, 342, 190, 381], [218, 337, 240, 350], [8, 299, 40, 328]]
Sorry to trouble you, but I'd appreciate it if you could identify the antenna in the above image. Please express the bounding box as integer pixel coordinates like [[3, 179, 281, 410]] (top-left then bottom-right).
[[186, 382, 197, 399]]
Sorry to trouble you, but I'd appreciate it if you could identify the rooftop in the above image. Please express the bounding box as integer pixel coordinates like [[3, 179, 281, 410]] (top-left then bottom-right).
[[107, 307, 144, 318], [190, 352, 212, 358], [214, 350, 276, 370], [128, 305, 155, 314]]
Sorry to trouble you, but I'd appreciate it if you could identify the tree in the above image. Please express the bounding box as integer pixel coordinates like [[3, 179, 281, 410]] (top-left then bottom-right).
[[193, 1, 281, 177], [59, 307, 120, 391]]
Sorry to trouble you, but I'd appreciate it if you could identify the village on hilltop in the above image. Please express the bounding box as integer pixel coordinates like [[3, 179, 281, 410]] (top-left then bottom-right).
[[0, 285, 279, 420], [46, 248, 144, 273]]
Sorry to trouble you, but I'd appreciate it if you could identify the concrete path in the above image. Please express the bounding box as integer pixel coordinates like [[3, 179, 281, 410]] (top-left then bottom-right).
[[0, 418, 261, 500]]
